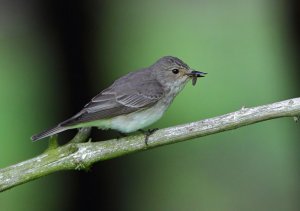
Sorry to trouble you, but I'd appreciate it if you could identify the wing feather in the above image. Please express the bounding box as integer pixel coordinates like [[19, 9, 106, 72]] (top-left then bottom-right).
[[60, 73, 164, 127]]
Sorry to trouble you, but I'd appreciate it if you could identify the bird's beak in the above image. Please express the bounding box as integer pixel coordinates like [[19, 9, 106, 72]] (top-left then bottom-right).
[[186, 70, 207, 78]]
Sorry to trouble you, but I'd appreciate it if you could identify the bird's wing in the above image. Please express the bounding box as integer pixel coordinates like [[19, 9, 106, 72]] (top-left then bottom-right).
[[60, 77, 164, 127]]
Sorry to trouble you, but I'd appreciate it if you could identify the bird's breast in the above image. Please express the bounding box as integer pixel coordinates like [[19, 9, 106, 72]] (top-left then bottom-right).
[[109, 101, 169, 133], [76, 88, 181, 133]]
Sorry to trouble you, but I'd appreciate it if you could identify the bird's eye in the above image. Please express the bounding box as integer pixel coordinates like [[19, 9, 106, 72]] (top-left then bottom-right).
[[172, 69, 179, 74]]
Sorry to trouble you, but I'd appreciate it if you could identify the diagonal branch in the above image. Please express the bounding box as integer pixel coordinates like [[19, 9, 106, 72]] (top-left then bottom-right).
[[0, 97, 299, 192]]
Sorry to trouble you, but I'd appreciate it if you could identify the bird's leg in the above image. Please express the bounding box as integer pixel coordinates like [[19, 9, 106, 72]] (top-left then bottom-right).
[[139, 128, 159, 145]]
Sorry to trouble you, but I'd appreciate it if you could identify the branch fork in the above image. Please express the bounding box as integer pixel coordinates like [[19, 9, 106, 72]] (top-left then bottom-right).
[[1, 97, 300, 192]]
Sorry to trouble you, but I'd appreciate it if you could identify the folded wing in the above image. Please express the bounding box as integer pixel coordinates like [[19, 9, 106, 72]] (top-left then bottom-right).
[[60, 78, 164, 126]]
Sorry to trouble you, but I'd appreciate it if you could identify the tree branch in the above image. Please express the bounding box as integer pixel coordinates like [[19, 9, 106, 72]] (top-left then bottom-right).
[[1, 97, 299, 192]]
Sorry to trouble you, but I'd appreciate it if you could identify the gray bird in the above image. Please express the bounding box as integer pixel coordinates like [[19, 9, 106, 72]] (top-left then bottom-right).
[[31, 56, 206, 141]]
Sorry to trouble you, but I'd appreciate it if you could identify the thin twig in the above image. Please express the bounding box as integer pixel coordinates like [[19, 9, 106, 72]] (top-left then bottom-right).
[[0, 97, 299, 192]]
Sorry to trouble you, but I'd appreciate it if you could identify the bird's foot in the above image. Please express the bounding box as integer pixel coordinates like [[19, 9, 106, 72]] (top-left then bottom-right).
[[139, 128, 159, 146]]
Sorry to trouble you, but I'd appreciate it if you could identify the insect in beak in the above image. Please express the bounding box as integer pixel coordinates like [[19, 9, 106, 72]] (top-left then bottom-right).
[[186, 70, 207, 86]]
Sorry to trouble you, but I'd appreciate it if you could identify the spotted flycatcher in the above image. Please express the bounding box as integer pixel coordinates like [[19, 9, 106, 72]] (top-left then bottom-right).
[[31, 56, 207, 141]]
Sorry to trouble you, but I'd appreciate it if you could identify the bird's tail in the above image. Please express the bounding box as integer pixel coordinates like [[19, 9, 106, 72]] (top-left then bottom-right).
[[31, 126, 67, 142]]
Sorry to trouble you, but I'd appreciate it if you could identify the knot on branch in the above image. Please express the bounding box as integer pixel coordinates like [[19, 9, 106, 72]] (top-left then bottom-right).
[[1, 97, 300, 192], [73, 155, 91, 171], [69, 145, 92, 171]]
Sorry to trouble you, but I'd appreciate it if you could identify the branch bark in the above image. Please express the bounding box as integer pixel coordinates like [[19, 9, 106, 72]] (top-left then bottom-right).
[[1, 97, 299, 192]]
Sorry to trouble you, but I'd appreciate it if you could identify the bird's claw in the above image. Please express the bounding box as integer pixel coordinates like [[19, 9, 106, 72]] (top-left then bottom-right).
[[139, 128, 159, 146]]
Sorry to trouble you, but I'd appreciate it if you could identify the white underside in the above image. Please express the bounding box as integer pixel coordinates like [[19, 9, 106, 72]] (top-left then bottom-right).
[[73, 100, 169, 133], [72, 77, 190, 133], [103, 102, 167, 132]]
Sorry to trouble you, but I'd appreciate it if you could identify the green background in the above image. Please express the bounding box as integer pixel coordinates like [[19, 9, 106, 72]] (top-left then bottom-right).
[[1, 0, 299, 210]]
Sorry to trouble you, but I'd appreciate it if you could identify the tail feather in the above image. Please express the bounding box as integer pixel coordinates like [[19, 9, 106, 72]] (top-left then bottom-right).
[[31, 126, 67, 142]]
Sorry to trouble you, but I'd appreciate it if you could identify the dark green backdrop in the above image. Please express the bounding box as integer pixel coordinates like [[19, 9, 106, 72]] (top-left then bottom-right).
[[0, 0, 299, 210]]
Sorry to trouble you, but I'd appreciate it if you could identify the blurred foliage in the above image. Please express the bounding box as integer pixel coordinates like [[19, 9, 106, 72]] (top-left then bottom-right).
[[0, 8, 67, 211], [0, 0, 299, 211], [96, 0, 299, 210]]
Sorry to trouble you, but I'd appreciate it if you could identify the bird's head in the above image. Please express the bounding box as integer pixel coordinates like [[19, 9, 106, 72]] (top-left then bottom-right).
[[152, 56, 207, 92]]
